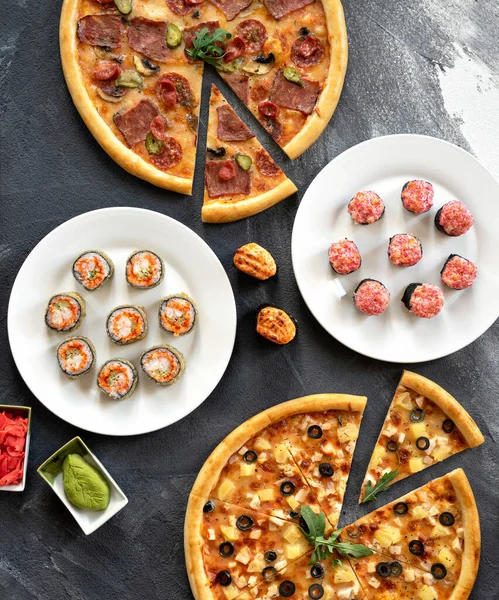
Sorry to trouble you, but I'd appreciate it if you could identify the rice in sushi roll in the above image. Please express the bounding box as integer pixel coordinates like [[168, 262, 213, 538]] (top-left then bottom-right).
[[97, 359, 138, 400], [158, 294, 197, 336], [140, 345, 185, 386], [45, 292, 86, 333], [348, 191, 385, 225], [441, 255, 477, 290], [72, 250, 114, 291], [126, 250, 164, 290], [106, 305, 148, 345], [354, 279, 390, 316], [402, 283, 444, 318], [388, 233, 423, 267], [328, 239, 361, 275], [401, 180, 434, 214], [435, 200, 474, 236], [57, 336, 96, 378]]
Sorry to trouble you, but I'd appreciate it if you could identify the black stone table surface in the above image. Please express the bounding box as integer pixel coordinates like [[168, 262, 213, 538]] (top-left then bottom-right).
[[1, 0, 498, 598]]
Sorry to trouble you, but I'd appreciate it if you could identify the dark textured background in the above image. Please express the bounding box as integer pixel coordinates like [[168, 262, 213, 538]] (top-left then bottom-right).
[[1, 0, 498, 598]]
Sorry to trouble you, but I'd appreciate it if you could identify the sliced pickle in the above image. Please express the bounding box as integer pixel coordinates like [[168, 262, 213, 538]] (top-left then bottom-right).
[[166, 24, 182, 49], [133, 55, 160, 77], [114, 0, 133, 14], [116, 70, 143, 88], [283, 66, 304, 87], [235, 153, 252, 171], [145, 132, 164, 155]]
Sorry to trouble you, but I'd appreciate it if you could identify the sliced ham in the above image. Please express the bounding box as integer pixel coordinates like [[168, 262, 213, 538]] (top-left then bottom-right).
[[222, 73, 250, 104], [269, 70, 321, 115], [209, 0, 252, 20], [127, 18, 171, 62], [263, 0, 315, 19], [217, 105, 254, 142], [77, 15, 124, 48], [205, 160, 251, 197], [114, 99, 159, 147]]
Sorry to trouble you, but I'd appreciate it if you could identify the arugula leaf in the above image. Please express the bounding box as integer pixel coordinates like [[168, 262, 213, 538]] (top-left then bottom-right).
[[186, 27, 231, 66], [299, 505, 326, 542], [332, 542, 374, 558], [361, 469, 399, 504], [331, 558, 344, 571]]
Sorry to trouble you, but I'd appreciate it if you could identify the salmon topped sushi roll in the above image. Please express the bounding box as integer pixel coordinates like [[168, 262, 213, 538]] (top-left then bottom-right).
[[348, 191, 385, 224], [57, 337, 96, 378], [72, 250, 114, 291], [45, 292, 86, 333], [97, 359, 138, 400], [106, 305, 148, 345], [126, 250, 164, 290], [140, 345, 185, 386], [158, 294, 197, 336]]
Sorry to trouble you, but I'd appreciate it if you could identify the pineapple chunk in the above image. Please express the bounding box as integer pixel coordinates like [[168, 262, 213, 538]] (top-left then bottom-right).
[[253, 438, 272, 452], [436, 548, 457, 568], [259, 488, 275, 502], [222, 584, 241, 600], [409, 457, 425, 474], [217, 478, 235, 501], [334, 568, 355, 584], [431, 523, 452, 539], [240, 463, 256, 477], [287, 495, 300, 510], [394, 392, 413, 410], [338, 422, 358, 444], [283, 526, 301, 544], [369, 445, 385, 467], [220, 525, 240, 542], [418, 586, 437, 600], [235, 594, 251, 600], [410, 422, 428, 440], [247, 556, 266, 573], [285, 539, 308, 560], [412, 506, 429, 520], [274, 443, 289, 464], [374, 526, 401, 548], [431, 445, 451, 462]]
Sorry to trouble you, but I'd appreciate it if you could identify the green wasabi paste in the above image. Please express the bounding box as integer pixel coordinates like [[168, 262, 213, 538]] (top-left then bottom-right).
[[62, 454, 110, 511]]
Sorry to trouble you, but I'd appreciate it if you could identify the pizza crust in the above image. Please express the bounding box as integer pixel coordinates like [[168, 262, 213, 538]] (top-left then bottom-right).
[[59, 0, 195, 195], [265, 393, 367, 423], [400, 371, 484, 448], [281, 0, 348, 159]]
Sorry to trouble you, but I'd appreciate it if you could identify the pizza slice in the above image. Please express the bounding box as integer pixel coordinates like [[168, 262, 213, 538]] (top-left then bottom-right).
[[266, 394, 367, 528], [360, 371, 483, 503], [344, 469, 480, 598], [202, 85, 297, 223], [185, 495, 311, 600]]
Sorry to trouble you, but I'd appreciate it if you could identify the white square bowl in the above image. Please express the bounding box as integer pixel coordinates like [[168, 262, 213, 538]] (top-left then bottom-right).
[[37, 437, 128, 535], [0, 405, 31, 492]]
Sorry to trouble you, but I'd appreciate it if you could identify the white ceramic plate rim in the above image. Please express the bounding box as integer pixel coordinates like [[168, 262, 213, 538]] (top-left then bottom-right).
[[8, 207, 237, 435], [292, 134, 499, 363]]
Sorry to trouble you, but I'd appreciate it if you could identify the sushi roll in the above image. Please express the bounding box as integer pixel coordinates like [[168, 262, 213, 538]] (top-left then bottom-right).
[[140, 345, 185, 386], [441, 254, 477, 290], [97, 359, 138, 400], [72, 250, 114, 291], [158, 294, 197, 336], [106, 305, 148, 345], [388, 233, 423, 267], [401, 180, 434, 214], [57, 336, 96, 379], [435, 200, 474, 236], [354, 279, 390, 316], [45, 292, 86, 333], [126, 250, 164, 290], [348, 191, 385, 225], [402, 283, 444, 319], [328, 239, 361, 274]]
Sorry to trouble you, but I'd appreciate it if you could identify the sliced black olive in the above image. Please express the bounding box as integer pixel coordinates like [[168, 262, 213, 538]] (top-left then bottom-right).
[[375, 562, 391, 578], [387, 439, 399, 452], [216, 570, 232, 586], [280, 481, 296, 496], [308, 584, 324, 599], [255, 52, 275, 64], [236, 515, 254, 531], [244, 450, 258, 464], [390, 561, 403, 577], [279, 581, 296, 597], [289, 511, 300, 519], [416, 436, 430, 451], [310, 563, 325, 579], [219, 542, 234, 558], [192, 9, 200, 18], [410, 408, 425, 423], [439, 512, 455, 527], [203, 500, 215, 513], [408, 540, 424, 556], [431, 563, 447, 580], [299, 27, 310, 36], [346, 525, 361, 538], [264, 550, 277, 563], [308, 425, 323, 439], [443, 419, 455, 433], [318, 463, 334, 477], [393, 502, 409, 516], [262, 566, 277, 582], [207, 146, 226, 158]]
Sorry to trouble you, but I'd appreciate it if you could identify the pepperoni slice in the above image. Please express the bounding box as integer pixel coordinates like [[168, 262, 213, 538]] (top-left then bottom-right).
[[223, 37, 246, 63], [150, 137, 183, 170], [258, 101, 280, 119], [256, 149, 280, 177], [157, 79, 177, 110], [158, 73, 194, 107], [218, 161, 236, 181], [150, 115, 169, 140], [291, 35, 324, 68], [235, 19, 267, 53], [166, 0, 193, 15], [93, 61, 121, 81]]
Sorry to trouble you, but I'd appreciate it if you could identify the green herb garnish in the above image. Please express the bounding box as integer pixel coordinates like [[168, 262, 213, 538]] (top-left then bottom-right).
[[361, 469, 399, 504], [300, 506, 373, 566], [186, 27, 231, 66]]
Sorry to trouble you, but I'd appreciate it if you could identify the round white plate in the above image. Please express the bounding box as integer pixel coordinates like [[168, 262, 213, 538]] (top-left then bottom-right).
[[8, 207, 237, 435], [292, 134, 499, 363]]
